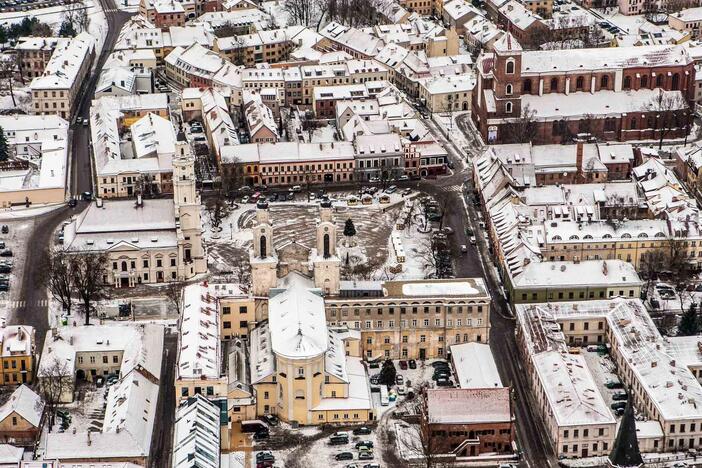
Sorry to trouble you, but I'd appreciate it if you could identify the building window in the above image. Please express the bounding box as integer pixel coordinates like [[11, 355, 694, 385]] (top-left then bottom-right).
[[505, 102, 513, 113], [624, 76, 631, 89], [600, 75, 609, 89], [505, 59, 515, 74], [506, 83, 513, 95]]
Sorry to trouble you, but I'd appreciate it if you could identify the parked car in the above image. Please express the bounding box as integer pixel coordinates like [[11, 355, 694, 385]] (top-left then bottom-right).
[[335, 452, 354, 461], [431, 361, 450, 369], [0, 250, 13, 257], [399, 360, 408, 370], [385, 185, 397, 194], [612, 392, 628, 401], [256, 452, 275, 463], [397, 385, 406, 395], [290, 185, 302, 192], [369, 374, 379, 385], [605, 380, 623, 389], [261, 414, 279, 426], [408, 359, 417, 369], [68, 198, 77, 207], [253, 430, 269, 441], [81, 191, 92, 201], [469, 236, 476, 245], [610, 401, 626, 410], [330, 434, 349, 445], [241, 196, 250, 204], [362, 464, 381, 468], [358, 451, 374, 460], [436, 377, 453, 387], [396, 375, 404, 385], [402, 188, 412, 196], [352, 426, 372, 436], [355, 441, 373, 450]]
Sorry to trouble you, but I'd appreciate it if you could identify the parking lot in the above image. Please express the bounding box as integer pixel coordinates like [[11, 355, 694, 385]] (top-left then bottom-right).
[[581, 348, 627, 418], [0, 0, 80, 13]]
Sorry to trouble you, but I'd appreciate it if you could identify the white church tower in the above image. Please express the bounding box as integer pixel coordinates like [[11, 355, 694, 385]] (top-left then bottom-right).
[[250, 199, 278, 296], [313, 199, 340, 295], [173, 135, 207, 280]]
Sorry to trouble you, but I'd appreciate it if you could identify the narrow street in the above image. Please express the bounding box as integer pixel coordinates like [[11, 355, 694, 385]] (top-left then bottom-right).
[[12, 0, 132, 353], [420, 113, 559, 468]]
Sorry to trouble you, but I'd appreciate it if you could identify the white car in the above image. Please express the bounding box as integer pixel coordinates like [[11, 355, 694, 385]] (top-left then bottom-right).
[[397, 385, 406, 395], [290, 185, 302, 192]]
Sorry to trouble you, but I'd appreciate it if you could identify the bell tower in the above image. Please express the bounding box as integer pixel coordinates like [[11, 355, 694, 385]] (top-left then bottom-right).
[[312, 199, 340, 295], [173, 134, 206, 280], [250, 199, 278, 296]]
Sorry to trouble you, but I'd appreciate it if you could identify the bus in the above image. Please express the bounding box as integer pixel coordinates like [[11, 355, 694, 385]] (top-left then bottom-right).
[[380, 385, 389, 406]]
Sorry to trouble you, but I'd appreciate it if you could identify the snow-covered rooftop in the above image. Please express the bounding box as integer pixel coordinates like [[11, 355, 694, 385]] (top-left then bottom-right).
[[426, 388, 511, 425], [0, 385, 43, 428], [178, 284, 221, 380], [172, 395, 220, 468], [450, 343, 503, 389], [512, 260, 642, 289]]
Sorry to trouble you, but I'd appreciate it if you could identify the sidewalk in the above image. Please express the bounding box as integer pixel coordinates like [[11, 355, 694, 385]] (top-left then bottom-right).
[[0, 203, 65, 221]]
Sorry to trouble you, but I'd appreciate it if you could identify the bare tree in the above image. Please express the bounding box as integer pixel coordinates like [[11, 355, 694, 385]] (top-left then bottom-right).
[[283, 0, 328, 29], [38, 356, 73, 430], [234, 261, 252, 293], [414, 237, 452, 279], [164, 280, 185, 314], [40, 248, 75, 317], [642, 90, 689, 149], [62, 0, 90, 35], [205, 194, 231, 232], [403, 384, 457, 468], [0, 56, 17, 108], [501, 104, 538, 144], [71, 252, 108, 326], [639, 249, 667, 299], [664, 238, 696, 313], [135, 173, 158, 198]]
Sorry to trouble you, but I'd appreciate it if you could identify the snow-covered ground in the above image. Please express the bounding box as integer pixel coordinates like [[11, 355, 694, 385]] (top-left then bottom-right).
[[0, 0, 108, 54], [432, 111, 471, 155]]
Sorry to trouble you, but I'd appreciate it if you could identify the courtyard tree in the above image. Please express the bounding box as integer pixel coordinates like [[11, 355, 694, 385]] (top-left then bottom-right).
[[0, 57, 17, 109], [0, 127, 8, 161], [664, 238, 696, 313], [415, 236, 452, 279], [62, 0, 90, 35], [38, 356, 73, 430], [642, 90, 689, 150], [639, 249, 667, 298], [40, 248, 75, 317], [501, 104, 538, 144], [678, 303, 699, 336], [343, 218, 356, 247], [205, 194, 231, 232], [283, 0, 329, 29], [378, 359, 396, 387], [71, 252, 108, 326], [164, 280, 185, 314]]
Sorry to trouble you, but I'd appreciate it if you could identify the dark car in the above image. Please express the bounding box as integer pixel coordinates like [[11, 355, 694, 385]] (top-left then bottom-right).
[[605, 380, 623, 389], [0, 225, 7, 234], [408, 359, 417, 369], [611, 401, 626, 410], [612, 392, 628, 401], [0, 250, 13, 257], [356, 441, 374, 449], [81, 191, 92, 201], [399, 360, 408, 370], [0, 265, 11, 274], [68, 197, 77, 207], [436, 377, 454, 387], [262, 414, 279, 426], [268, 193, 278, 202], [253, 430, 269, 441], [0, 283, 9, 292], [352, 426, 372, 436], [256, 452, 275, 462], [431, 361, 449, 369], [335, 452, 354, 461]]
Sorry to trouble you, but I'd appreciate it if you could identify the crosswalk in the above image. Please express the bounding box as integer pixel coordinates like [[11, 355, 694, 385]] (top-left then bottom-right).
[[0, 299, 49, 309]]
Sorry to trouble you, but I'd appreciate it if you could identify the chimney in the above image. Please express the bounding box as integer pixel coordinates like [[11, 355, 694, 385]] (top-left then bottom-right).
[[576, 140, 584, 180]]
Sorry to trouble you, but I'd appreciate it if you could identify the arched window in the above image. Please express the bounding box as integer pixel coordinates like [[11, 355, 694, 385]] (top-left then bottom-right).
[[623, 76, 631, 89], [550, 77, 558, 91], [600, 75, 609, 89], [505, 102, 513, 113], [641, 75, 648, 88], [506, 59, 515, 74], [656, 74, 663, 87], [523, 79, 532, 93], [323, 233, 330, 258], [260, 235, 267, 258], [121, 261, 127, 272], [506, 83, 513, 95], [672, 73, 680, 90], [576, 76, 584, 90]]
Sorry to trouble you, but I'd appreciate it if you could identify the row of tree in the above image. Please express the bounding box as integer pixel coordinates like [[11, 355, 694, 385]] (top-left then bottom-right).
[[282, 0, 394, 29]]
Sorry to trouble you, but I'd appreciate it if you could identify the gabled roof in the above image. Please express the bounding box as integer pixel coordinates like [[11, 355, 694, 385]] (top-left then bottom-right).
[[0, 385, 43, 428]]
